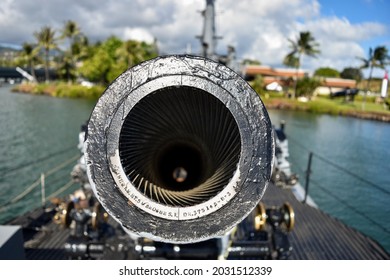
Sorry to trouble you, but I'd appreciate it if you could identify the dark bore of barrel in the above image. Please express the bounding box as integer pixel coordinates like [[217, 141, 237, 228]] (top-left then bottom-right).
[[119, 86, 241, 207]]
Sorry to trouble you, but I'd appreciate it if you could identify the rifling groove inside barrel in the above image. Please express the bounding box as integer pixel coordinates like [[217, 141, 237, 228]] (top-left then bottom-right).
[[119, 86, 241, 207]]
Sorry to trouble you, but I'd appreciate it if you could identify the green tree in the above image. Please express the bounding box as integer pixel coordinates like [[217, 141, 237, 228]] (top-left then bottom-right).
[[62, 20, 80, 48], [242, 58, 261, 65], [79, 37, 122, 84], [250, 75, 265, 95], [340, 67, 363, 81], [284, 31, 320, 98], [80, 37, 158, 85], [358, 46, 389, 109], [118, 40, 157, 67], [358, 46, 389, 90], [34, 26, 58, 82], [19, 43, 39, 81], [71, 34, 90, 61], [61, 20, 81, 82], [296, 77, 322, 97], [283, 53, 299, 68], [79, 47, 112, 83], [109, 40, 158, 81], [314, 67, 340, 78], [57, 53, 75, 82]]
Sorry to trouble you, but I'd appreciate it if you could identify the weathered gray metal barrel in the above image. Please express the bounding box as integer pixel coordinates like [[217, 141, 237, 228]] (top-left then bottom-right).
[[84, 55, 274, 243]]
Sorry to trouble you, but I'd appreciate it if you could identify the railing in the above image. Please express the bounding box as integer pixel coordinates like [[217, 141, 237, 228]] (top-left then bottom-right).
[[0, 147, 80, 218], [287, 135, 390, 238]]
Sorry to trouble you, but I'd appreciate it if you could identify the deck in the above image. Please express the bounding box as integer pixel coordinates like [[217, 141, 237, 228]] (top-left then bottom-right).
[[262, 183, 389, 259], [5, 181, 389, 260]]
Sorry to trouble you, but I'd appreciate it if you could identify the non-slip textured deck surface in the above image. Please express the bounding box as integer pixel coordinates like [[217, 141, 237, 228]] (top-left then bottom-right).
[[262, 183, 389, 259], [8, 183, 390, 260], [8, 207, 69, 260]]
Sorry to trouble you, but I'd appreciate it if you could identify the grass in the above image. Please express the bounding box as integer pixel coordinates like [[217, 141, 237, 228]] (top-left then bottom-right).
[[261, 93, 390, 122], [12, 82, 390, 122], [12, 82, 106, 99]]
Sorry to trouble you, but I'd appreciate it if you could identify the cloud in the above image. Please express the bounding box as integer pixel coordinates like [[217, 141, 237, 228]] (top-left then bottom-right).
[[123, 27, 155, 44], [296, 16, 387, 71], [0, 0, 388, 74], [303, 17, 386, 42]]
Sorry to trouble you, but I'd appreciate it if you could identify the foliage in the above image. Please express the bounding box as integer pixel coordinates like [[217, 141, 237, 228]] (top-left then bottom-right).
[[13, 82, 105, 99], [79, 36, 122, 84], [242, 58, 261, 65], [118, 40, 156, 66], [79, 47, 113, 84], [0, 46, 20, 67], [14, 43, 40, 80], [358, 46, 389, 71], [59, 20, 81, 82], [358, 46, 389, 90], [262, 95, 390, 118], [61, 20, 81, 42], [295, 77, 322, 97], [314, 67, 340, 78], [34, 26, 58, 81], [283, 53, 299, 68], [79, 36, 158, 85], [10, 20, 158, 90], [56, 53, 76, 81], [340, 67, 363, 81], [284, 31, 320, 98], [250, 75, 265, 95], [71, 34, 90, 61], [285, 31, 320, 62], [357, 78, 385, 94], [53, 83, 105, 99]]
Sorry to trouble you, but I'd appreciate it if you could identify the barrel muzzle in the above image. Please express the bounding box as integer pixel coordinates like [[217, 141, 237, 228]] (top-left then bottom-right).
[[85, 55, 274, 243]]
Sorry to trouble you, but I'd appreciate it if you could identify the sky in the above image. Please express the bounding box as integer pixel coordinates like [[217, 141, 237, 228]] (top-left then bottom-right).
[[0, 0, 389, 78]]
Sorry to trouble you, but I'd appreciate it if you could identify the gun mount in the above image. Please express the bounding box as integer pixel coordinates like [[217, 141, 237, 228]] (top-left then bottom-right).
[[84, 55, 274, 243]]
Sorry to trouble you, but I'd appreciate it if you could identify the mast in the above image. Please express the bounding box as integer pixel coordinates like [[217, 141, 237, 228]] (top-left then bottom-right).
[[198, 0, 220, 60], [197, 0, 238, 71]]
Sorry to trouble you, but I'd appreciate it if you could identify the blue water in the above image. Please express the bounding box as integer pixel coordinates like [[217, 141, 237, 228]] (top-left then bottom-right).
[[0, 85, 96, 223], [0, 85, 389, 253], [268, 109, 390, 253]]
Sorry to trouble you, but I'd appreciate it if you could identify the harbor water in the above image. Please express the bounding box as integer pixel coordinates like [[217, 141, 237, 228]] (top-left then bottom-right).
[[267, 109, 390, 253], [0, 85, 95, 223], [0, 85, 389, 253]]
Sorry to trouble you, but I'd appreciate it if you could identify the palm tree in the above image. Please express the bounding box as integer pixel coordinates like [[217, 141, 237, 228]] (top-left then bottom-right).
[[62, 20, 80, 49], [71, 34, 90, 61], [284, 31, 320, 98], [61, 20, 80, 82], [116, 40, 157, 68], [34, 26, 57, 82], [21, 42, 39, 82], [358, 46, 389, 105]]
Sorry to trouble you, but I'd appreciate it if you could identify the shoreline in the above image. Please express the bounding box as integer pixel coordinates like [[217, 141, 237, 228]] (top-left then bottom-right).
[[10, 83, 390, 123], [11, 82, 104, 99], [264, 99, 390, 123]]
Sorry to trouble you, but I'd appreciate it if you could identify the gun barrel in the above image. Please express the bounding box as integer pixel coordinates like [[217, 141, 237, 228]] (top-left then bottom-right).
[[85, 55, 274, 243]]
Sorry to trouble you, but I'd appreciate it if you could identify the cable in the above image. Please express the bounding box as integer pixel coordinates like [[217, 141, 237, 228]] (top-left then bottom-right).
[[47, 180, 75, 200], [0, 145, 76, 178], [286, 135, 310, 152], [10, 178, 41, 204], [287, 135, 390, 197], [288, 156, 308, 175], [43, 154, 80, 178], [313, 153, 390, 197], [311, 178, 390, 236], [0, 154, 79, 211]]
